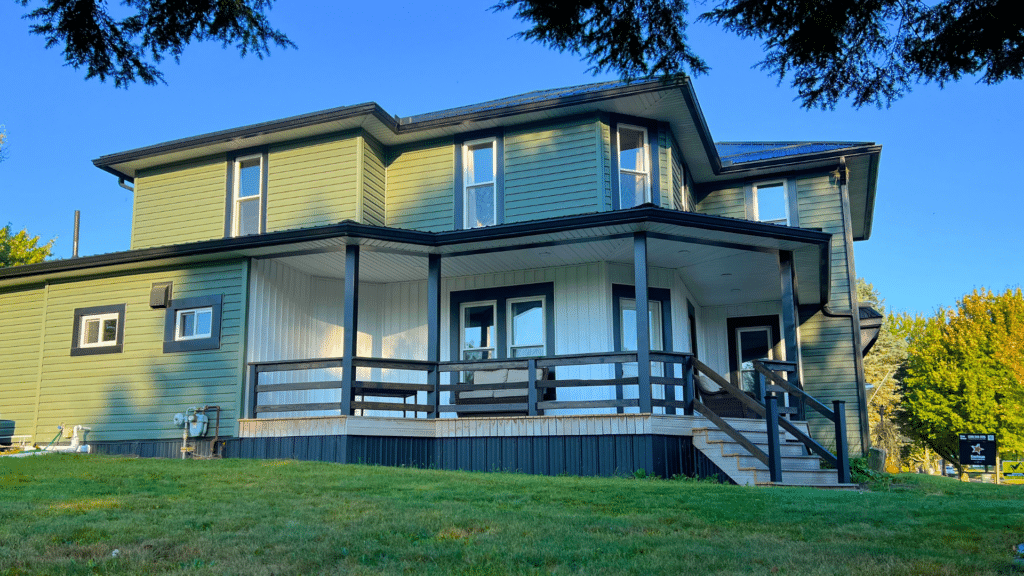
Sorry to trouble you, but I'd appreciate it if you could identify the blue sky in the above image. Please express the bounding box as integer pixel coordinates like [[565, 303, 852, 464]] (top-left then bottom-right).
[[2, 1, 1021, 316]]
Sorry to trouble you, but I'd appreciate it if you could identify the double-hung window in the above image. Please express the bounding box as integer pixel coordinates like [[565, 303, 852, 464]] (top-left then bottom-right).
[[617, 124, 651, 209], [752, 180, 789, 224], [507, 297, 545, 358], [232, 154, 264, 236], [463, 138, 497, 228]]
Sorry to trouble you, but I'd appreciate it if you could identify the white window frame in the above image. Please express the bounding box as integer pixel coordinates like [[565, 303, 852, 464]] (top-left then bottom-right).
[[78, 312, 120, 348], [506, 296, 546, 358], [462, 137, 498, 229], [617, 124, 652, 208], [751, 179, 789, 225], [232, 154, 264, 237], [175, 307, 214, 341], [460, 300, 498, 361]]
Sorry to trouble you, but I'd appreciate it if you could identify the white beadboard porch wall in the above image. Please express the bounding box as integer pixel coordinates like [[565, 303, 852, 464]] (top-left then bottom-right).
[[247, 258, 719, 418]]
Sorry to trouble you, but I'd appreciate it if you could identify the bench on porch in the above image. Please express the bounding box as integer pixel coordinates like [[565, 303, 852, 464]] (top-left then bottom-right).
[[454, 368, 556, 416]]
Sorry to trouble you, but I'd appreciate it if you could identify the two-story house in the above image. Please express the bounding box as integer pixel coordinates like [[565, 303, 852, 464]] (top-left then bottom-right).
[[0, 79, 881, 486]]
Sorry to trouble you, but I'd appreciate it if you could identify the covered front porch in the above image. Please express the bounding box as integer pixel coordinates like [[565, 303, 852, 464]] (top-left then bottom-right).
[[236, 209, 851, 485]]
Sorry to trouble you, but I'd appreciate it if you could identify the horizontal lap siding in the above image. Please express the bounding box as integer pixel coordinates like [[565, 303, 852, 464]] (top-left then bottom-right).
[[0, 287, 45, 439], [35, 262, 247, 442], [658, 129, 672, 209], [267, 135, 359, 232], [670, 136, 684, 211], [505, 119, 600, 223], [796, 174, 851, 309], [386, 141, 454, 232], [132, 158, 226, 249], [696, 186, 745, 219], [362, 137, 386, 227], [799, 308, 862, 454], [601, 122, 612, 210]]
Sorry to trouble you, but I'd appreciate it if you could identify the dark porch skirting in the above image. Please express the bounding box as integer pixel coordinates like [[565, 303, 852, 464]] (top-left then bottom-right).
[[88, 435, 731, 483]]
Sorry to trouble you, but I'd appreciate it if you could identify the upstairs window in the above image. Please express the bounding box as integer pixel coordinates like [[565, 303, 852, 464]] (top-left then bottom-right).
[[617, 125, 651, 208], [753, 180, 789, 224], [232, 154, 264, 236], [80, 313, 119, 348], [463, 138, 497, 228]]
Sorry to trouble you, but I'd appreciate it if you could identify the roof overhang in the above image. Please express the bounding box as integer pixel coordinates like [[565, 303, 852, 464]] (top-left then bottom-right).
[[0, 207, 832, 305]]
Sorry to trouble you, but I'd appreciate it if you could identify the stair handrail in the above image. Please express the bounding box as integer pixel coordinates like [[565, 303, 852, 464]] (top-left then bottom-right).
[[689, 358, 772, 472], [753, 360, 851, 484]]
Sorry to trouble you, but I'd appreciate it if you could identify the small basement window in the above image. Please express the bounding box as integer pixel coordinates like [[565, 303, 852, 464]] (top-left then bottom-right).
[[175, 307, 213, 341], [163, 295, 222, 353], [71, 304, 125, 356]]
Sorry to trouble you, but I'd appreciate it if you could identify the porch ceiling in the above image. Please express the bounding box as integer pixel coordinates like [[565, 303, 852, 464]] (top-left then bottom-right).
[[268, 225, 818, 307]]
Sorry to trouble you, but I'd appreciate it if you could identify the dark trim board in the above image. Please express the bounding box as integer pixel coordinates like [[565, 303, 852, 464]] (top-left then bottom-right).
[[88, 435, 730, 482]]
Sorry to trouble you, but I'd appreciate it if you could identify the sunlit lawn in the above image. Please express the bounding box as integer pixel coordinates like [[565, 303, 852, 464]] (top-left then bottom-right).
[[1, 454, 1021, 575]]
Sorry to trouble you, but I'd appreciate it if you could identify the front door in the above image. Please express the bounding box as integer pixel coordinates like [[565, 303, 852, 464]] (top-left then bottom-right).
[[726, 315, 782, 403]]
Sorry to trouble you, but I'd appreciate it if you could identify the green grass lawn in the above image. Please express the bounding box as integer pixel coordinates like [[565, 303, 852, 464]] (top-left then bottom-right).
[[1, 455, 1021, 575]]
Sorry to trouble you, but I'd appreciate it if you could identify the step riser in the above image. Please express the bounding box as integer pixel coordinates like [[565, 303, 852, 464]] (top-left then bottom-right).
[[741, 468, 841, 485], [731, 455, 823, 471], [699, 430, 803, 445], [712, 441, 807, 458], [696, 420, 809, 435]]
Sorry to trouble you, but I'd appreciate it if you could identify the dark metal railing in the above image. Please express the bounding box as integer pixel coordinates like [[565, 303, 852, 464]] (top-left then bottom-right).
[[245, 352, 850, 484]]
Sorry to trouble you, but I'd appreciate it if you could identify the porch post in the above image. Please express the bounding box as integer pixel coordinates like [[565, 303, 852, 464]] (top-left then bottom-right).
[[634, 232, 653, 413], [426, 253, 441, 419], [341, 244, 360, 416], [779, 251, 804, 419]]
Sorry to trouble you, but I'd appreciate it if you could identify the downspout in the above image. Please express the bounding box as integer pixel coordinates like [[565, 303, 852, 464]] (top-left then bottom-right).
[[118, 178, 134, 192], [824, 157, 871, 455]]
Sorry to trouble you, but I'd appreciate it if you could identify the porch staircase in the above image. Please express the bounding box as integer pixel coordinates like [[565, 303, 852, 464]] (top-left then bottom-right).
[[692, 417, 857, 488]]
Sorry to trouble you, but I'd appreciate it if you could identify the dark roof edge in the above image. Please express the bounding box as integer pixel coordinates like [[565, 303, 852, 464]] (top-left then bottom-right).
[[858, 149, 881, 241], [0, 208, 831, 283], [93, 78, 702, 172], [92, 102, 391, 169], [717, 144, 882, 174], [678, 82, 722, 173]]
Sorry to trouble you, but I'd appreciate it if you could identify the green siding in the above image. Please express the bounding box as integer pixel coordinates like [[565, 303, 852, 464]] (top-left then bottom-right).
[[505, 118, 602, 223], [33, 262, 247, 442], [386, 140, 454, 232], [601, 122, 613, 211], [669, 134, 684, 211], [796, 174, 851, 309], [799, 308, 864, 455], [696, 185, 746, 219], [658, 128, 672, 209], [267, 133, 360, 232], [132, 158, 226, 249], [362, 136, 386, 227], [0, 286, 46, 439]]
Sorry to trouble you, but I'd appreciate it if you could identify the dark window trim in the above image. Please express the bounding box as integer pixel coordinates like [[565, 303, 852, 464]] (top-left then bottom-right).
[[611, 284, 673, 354], [453, 129, 505, 230], [725, 314, 783, 389], [448, 282, 554, 362], [163, 294, 223, 353], [225, 147, 269, 238], [610, 115, 661, 210], [70, 304, 126, 356]]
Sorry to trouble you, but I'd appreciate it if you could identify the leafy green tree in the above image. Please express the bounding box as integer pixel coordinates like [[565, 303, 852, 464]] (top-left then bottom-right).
[[858, 279, 910, 465], [0, 225, 54, 268], [16, 0, 294, 87], [496, 0, 1024, 109], [897, 288, 1024, 474]]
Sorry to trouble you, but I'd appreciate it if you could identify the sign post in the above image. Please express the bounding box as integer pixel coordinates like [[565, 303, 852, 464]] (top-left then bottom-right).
[[958, 433, 997, 482]]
